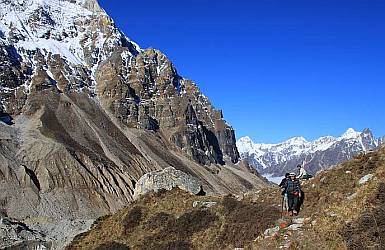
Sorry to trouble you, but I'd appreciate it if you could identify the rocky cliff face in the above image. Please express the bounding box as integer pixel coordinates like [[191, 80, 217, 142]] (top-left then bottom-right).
[[237, 128, 383, 176], [0, 0, 262, 248], [0, 0, 238, 166], [95, 47, 239, 165]]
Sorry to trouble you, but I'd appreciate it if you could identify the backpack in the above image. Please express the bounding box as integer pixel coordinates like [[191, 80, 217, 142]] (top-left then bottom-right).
[[285, 179, 298, 194], [301, 174, 313, 180]]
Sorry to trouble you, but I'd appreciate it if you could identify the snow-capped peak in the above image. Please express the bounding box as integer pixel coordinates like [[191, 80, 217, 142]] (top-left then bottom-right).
[[285, 136, 307, 145], [238, 136, 253, 144], [236, 136, 255, 154], [0, 0, 140, 68], [340, 128, 360, 140]]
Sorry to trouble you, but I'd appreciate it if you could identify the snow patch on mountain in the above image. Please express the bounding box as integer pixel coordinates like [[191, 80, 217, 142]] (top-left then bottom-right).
[[340, 128, 361, 140], [1, 0, 91, 63], [0, 0, 140, 69], [15, 38, 83, 64]]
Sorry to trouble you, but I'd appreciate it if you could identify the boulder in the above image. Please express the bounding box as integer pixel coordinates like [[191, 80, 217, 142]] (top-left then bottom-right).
[[192, 201, 217, 209], [263, 225, 280, 237], [133, 167, 204, 198], [287, 223, 303, 231], [358, 174, 374, 185]]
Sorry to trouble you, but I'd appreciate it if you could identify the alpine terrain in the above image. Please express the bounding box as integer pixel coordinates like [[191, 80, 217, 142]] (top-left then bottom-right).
[[0, 0, 267, 248], [237, 128, 383, 177], [68, 145, 385, 249]]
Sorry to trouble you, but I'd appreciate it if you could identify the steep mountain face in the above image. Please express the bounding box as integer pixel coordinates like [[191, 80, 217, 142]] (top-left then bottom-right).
[[237, 128, 382, 176], [0, 1, 263, 247], [0, 0, 239, 165], [95, 48, 239, 165]]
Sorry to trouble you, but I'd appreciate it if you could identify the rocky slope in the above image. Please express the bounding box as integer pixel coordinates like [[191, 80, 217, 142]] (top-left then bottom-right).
[[237, 128, 382, 176], [0, 0, 266, 248]]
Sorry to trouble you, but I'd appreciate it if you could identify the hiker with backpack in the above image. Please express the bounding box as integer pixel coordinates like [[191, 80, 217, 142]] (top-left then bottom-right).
[[283, 173, 301, 216], [279, 173, 290, 215]]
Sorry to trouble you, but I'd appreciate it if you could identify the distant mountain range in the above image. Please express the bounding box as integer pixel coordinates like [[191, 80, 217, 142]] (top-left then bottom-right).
[[237, 128, 384, 176]]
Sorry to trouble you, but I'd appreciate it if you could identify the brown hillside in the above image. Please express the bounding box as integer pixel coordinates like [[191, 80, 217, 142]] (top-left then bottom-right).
[[251, 146, 385, 249], [68, 147, 385, 250], [67, 189, 280, 250]]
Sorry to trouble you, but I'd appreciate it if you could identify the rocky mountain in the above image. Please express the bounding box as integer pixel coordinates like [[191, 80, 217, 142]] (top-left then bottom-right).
[[237, 128, 382, 176], [0, 0, 266, 248]]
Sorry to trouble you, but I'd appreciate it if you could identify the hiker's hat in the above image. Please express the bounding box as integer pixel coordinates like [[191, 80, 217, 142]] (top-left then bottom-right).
[[297, 164, 302, 168], [289, 172, 296, 177]]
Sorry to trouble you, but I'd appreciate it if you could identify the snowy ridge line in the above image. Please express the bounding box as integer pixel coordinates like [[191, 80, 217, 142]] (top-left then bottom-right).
[[237, 128, 383, 174], [237, 128, 379, 158]]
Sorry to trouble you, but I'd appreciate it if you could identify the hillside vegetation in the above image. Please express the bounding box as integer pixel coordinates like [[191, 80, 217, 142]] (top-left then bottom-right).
[[68, 147, 385, 249], [252, 146, 385, 249], [68, 189, 279, 249]]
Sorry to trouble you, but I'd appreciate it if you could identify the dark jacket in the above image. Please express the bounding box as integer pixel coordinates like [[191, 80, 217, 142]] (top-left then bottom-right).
[[279, 178, 288, 195], [284, 179, 301, 194], [279, 178, 288, 188]]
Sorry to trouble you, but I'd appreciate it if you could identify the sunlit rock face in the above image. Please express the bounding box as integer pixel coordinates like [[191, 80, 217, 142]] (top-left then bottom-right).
[[0, 1, 259, 237]]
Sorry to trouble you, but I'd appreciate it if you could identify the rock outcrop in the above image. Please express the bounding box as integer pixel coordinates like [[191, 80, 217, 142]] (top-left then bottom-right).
[[95, 47, 239, 165], [133, 167, 204, 199], [0, 216, 49, 249]]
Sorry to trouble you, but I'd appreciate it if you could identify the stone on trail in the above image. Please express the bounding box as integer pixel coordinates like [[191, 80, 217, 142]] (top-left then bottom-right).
[[264, 225, 280, 237], [292, 217, 305, 224], [358, 174, 374, 185], [287, 223, 303, 231]]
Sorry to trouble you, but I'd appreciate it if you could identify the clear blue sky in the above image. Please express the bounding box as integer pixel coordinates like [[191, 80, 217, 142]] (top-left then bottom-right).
[[99, 0, 385, 143]]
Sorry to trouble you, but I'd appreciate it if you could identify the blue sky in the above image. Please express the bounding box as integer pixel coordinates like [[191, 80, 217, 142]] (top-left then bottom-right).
[[99, 0, 385, 143]]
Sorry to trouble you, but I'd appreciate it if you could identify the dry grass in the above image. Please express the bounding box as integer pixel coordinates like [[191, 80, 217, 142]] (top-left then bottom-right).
[[298, 149, 385, 249], [93, 241, 130, 250], [214, 195, 280, 248], [67, 188, 279, 250], [68, 147, 385, 250]]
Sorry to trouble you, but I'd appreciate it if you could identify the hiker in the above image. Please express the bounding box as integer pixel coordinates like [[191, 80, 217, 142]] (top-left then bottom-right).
[[294, 166, 306, 212], [297, 164, 313, 180], [284, 173, 301, 216], [297, 164, 307, 180], [279, 173, 290, 188], [279, 173, 290, 214]]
